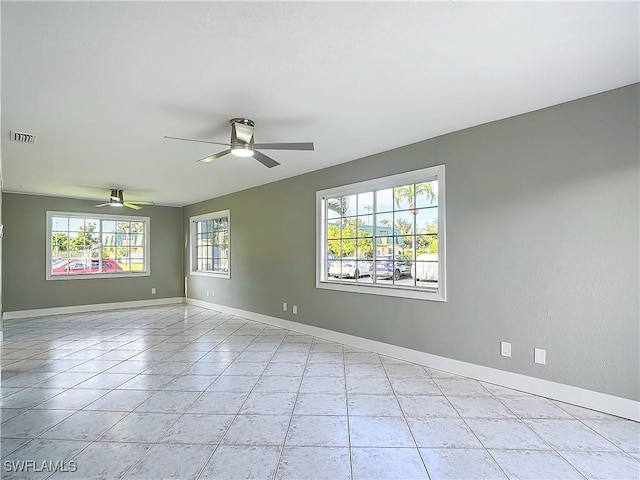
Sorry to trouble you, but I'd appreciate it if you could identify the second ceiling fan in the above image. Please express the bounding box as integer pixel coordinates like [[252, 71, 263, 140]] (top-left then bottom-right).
[[164, 118, 314, 168]]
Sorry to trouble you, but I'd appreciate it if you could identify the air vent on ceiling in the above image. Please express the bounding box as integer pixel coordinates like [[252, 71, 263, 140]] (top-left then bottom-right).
[[10, 131, 36, 144]]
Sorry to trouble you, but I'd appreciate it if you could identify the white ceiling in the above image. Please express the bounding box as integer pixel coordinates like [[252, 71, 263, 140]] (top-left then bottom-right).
[[2, 1, 638, 207]]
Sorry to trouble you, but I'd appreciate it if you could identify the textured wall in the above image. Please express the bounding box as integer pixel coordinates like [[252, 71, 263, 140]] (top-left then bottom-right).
[[2, 194, 184, 311], [183, 85, 640, 401]]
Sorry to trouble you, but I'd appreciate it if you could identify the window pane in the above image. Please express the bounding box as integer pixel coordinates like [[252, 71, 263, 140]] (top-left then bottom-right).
[[357, 192, 374, 215], [338, 237, 357, 257], [342, 195, 357, 216], [341, 218, 358, 241], [69, 218, 84, 232], [393, 185, 414, 211], [131, 251, 144, 272], [375, 189, 394, 213], [356, 217, 373, 236], [375, 226, 395, 241], [129, 234, 144, 247], [214, 217, 228, 230], [374, 236, 394, 257], [52, 217, 69, 232], [415, 181, 438, 208], [327, 221, 342, 240], [100, 220, 115, 233], [51, 233, 70, 255], [85, 219, 99, 231], [215, 230, 229, 247], [375, 212, 393, 228], [356, 237, 374, 260], [415, 234, 438, 255], [415, 208, 438, 234], [327, 235, 341, 259], [394, 211, 413, 235], [395, 235, 413, 256], [413, 257, 439, 282], [118, 257, 131, 272], [327, 197, 346, 219]]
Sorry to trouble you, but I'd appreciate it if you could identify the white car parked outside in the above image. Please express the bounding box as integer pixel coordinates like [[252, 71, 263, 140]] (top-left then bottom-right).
[[328, 257, 372, 278]]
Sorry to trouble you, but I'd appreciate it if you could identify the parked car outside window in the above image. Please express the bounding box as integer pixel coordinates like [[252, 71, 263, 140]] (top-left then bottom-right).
[[328, 257, 372, 278], [375, 254, 412, 280], [327, 251, 335, 271], [411, 253, 439, 281], [51, 259, 123, 275]]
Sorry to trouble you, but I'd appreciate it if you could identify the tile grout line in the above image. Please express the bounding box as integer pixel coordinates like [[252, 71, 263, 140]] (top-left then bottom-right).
[[382, 356, 433, 480], [272, 331, 315, 480]]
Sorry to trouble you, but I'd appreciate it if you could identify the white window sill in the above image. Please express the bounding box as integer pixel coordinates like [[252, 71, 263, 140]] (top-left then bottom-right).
[[47, 272, 150, 281], [190, 271, 230, 280], [316, 279, 445, 302]]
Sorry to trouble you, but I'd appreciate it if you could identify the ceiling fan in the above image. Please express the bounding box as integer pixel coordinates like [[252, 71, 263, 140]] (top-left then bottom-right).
[[164, 118, 314, 168], [95, 189, 154, 210]]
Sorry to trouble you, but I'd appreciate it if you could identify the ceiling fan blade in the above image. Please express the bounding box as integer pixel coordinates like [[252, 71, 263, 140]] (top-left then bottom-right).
[[127, 201, 155, 206], [95, 203, 110, 208], [123, 203, 143, 210], [164, 136, 230, 147], [198, 149, 232, 163], [253, 150, 281, 168], [254, 142, 314, 151]]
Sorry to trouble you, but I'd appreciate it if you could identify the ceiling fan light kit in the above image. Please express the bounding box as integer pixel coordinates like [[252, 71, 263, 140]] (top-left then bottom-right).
[[231, 147, 254, 157], [164, 118, 315, 168]]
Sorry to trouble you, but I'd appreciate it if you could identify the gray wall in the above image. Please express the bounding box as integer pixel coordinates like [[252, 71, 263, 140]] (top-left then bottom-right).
[[2, 194, 184, 311], [183, 85, 640, 401]]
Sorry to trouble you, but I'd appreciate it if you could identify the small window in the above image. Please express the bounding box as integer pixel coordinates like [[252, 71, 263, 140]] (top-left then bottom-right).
[[47, 212, 150, 280], [316, 165, 446, 301], [190, 210, 230, 278]]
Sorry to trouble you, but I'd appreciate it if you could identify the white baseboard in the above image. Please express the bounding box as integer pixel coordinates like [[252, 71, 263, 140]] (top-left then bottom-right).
[[187, 298, 639, 422], [3, 297, 185, 321]]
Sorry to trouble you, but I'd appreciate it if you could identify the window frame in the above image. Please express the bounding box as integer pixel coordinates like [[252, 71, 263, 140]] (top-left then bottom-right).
[[46, 211, 150, 281], [189, 210, 231, 279], [316, 164, 446, 302]]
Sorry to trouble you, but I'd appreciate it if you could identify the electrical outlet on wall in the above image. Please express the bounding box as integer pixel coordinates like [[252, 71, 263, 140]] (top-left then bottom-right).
[[293, 305, 298, 315], [534, 348, 546, 365], [500, 342, 511, 357], [283, 302, 287, 312]]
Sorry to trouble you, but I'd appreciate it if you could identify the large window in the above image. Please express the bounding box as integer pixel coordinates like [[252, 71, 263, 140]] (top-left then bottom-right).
[[47, 212, 149, 280], [190, 210, 230, 278], [316, 165, 446, 301]]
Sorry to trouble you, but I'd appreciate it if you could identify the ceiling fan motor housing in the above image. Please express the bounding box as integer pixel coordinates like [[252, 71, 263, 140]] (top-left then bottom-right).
[[230, 118, 255, 154], [110, 189, 124, 204]]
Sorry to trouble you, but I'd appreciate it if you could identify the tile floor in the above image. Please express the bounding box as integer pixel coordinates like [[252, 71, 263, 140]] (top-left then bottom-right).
[[1, 304, 638, 480]]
